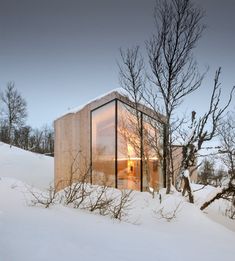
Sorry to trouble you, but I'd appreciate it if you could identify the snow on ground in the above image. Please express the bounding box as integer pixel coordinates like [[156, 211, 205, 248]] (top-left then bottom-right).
[[0, 142, 53, 189], [192, 183, 235, 232], [0, 143, 235, 261]]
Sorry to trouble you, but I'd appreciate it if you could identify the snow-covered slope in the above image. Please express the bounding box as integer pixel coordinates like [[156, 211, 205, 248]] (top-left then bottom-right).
[[0, 143, 235, 261], [0, 178, 235, 261], [192, 183, 235, 232], [0, 142, 53, 189]]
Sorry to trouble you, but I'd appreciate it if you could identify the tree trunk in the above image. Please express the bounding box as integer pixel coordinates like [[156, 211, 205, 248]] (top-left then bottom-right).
[[164, 123, 172, 194], [200, 187, 230, 210], [182, 176, 194, 203]]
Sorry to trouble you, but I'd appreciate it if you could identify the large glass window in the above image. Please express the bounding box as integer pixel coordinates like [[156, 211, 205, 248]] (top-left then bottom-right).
[[91, 99, 163, 191], [142, 114, 162, 191], [117, 101, 141, 190], [91, 101, 115, 186]]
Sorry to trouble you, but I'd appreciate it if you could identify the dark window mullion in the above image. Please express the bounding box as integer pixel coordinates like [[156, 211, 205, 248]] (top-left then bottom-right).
[[90, 110, 93, 184], [115, 99, 118, 189], [140, 112, 143, 192]]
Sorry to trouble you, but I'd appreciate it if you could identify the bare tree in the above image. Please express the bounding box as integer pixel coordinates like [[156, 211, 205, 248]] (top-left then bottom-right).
[[200, 113, 235, 215], [219, 114, 235, 178], [28, 125, 54, 155], [119, 0, 205, 194], [13, 125, 32, 150], [37, 125, 54, 155], [119, 47, 165, 193], [146, 0, 206, 194], [198, 158, 224, 186], [179, 69, 234, 202], [0, 82, 27, 144], [198, 158, 214, 185]]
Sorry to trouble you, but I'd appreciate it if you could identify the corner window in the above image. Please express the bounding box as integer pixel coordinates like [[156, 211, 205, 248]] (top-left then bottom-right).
[[91, 99, 163, 191]]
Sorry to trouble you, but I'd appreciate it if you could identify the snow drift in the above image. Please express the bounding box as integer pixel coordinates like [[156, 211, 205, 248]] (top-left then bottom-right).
[[0, 142, 53, 189], [0, 142, 235, 261]]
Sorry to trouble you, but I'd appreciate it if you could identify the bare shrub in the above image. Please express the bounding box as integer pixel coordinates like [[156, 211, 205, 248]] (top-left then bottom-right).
[[28, 181, 134, 221], [154, 201, 182, 222], [109, 190, 133, 220], [71, 182, 91, 209], [61, 151, 92, 207], [63, 173, 91, 207], [74, 184, 134, 220], [29, 185, 58, 208], [28, 148, 134, 221], [86, 186, 114, 216]]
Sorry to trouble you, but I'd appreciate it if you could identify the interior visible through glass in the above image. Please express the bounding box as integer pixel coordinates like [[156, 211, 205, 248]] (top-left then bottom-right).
[[91, 101, 115, 186], [117, 101, 141, 190], [142, 114, 162, 191], [91, 99, 162, 191]]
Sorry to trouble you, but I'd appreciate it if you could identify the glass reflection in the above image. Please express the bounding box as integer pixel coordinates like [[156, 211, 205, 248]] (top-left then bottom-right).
[[117, 102, 141, 190], [142, 114, 162, 191], [92, 101, 115, 186], [91, 99, 163, 192]]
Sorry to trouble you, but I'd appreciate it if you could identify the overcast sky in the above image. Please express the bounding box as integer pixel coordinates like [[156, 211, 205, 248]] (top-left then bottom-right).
[[0, 0, 234, 128]]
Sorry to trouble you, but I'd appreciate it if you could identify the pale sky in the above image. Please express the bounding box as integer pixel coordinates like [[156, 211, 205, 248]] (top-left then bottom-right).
[[0, 0, 234, 128]]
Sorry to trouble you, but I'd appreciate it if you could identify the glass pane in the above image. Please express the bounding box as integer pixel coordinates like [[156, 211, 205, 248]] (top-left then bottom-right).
[[117, 101, 141, 190], [92, 101, 115, 186], [142, 114, 163, 191]]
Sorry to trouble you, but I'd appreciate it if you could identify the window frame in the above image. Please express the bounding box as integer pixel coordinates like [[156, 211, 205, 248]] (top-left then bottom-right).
[[90, 98, 163, 191]]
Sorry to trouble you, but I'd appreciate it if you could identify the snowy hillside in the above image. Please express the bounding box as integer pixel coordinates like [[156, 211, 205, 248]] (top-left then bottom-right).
[[0, 142, 53, 189], [0, 143, 235, 261]]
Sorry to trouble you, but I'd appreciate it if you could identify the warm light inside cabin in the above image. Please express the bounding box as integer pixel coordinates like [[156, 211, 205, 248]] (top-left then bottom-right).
[[91, 100, 162, 191]]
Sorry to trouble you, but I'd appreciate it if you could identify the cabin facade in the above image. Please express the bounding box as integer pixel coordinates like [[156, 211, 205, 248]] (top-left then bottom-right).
[[54, 89, 166, 192]]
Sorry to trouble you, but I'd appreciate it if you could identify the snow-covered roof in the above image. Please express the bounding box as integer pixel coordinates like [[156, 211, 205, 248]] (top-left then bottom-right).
[[56, 87, 165, 123], [56, 88, 130, 120]]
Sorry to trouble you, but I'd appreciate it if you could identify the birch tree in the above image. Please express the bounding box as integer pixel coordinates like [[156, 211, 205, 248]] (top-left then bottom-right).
[[0, 82, 27, 144], [119, 0, 205, 193], [119, 0, 234, 201]]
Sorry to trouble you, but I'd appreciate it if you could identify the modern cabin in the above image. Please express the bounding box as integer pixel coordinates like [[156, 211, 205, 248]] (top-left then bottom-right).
[[54, 89, 165, 192]]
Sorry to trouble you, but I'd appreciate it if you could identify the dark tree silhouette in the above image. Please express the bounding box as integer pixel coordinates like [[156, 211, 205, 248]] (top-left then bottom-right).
[[119, 0, 205, 194]]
